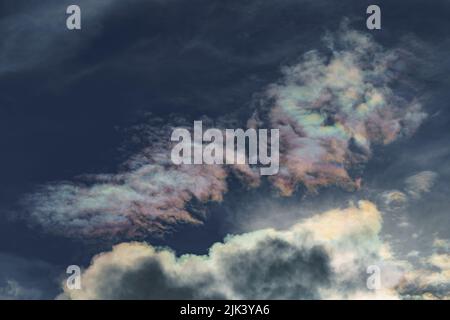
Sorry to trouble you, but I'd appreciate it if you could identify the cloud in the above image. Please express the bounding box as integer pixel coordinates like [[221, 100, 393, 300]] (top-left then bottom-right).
[[61, 201, 406, 299], [433, 239, 450, 252], [404, 171, 438, 199], [0, 252, 58, 299], [0, 280, 43, 300], [21, 147, 229, 239], [19, 119, 262, 240], [379, 190, 408, 211], [397, 251, 450, 299], [19, 25, 427, 240], [256, 24, 426, 195], [376, 171, 437, 212]]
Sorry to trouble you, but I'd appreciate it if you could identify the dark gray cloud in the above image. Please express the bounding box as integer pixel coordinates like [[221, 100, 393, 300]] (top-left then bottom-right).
[[221, 239, 331, 299], [62, 201, 407, 299]]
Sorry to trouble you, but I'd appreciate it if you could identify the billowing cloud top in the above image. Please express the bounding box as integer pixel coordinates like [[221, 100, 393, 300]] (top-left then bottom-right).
[[62, 201, 408, 299]]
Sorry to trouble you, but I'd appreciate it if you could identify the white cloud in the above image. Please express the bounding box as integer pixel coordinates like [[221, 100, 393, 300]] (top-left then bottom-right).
[[62, 201, 405, 299]]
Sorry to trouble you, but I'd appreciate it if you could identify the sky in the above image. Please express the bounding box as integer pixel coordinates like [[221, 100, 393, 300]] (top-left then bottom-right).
[[0, 0, 449, 299]]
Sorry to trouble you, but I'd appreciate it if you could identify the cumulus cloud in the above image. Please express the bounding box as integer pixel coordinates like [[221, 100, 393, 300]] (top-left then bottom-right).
[[257, 25, 426, 195], [62, 201, 406, 299]]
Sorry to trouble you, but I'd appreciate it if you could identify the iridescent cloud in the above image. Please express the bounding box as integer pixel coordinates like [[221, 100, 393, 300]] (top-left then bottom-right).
[[260, 26, 426, 195], [20, 27, 427, 239], [21, 148, 229, 239]]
